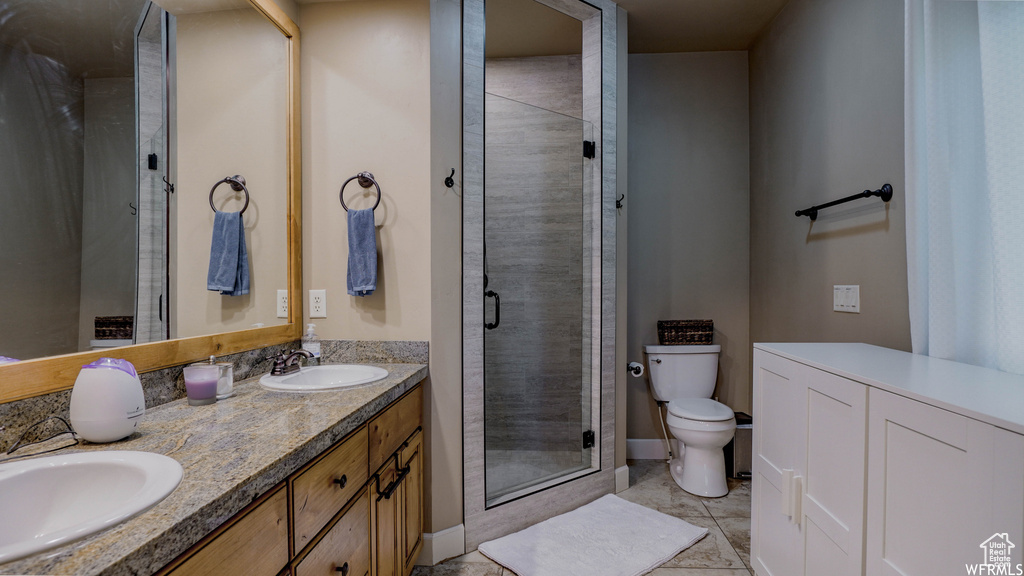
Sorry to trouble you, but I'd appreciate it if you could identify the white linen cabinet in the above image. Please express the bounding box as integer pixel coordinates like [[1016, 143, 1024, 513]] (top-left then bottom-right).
[[865, 388, 1024, 575], [753, 343, 1024, 576], [752, 348, 867, 576]]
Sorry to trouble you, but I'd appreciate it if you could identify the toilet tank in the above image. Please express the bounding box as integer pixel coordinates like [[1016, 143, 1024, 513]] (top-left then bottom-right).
[[644, 344, 721, 402]]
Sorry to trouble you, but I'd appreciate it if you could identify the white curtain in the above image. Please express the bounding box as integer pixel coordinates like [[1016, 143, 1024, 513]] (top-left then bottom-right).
[[905, 0, 1024, 375]]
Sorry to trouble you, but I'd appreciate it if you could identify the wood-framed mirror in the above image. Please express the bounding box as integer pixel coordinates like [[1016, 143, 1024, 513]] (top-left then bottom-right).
[[0, 0, 301, 403]]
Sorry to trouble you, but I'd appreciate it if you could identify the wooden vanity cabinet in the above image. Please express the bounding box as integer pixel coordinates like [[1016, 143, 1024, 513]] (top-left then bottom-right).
[[369, 387, 425, 576], [158, 384, 423, 576]]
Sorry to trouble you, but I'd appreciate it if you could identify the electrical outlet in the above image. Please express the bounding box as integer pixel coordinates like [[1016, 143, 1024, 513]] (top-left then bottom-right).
[[310, 289, 327, 318], [276, 290, 288, 318], [833, 285, 860, 313]]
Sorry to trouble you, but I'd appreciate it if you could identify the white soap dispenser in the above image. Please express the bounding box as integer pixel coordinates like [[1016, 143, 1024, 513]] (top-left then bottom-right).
[[69, 357, 145, 443], [302, 323, 321, 365]]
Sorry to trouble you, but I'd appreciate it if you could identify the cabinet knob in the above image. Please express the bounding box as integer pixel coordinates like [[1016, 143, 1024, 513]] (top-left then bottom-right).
[[333, 475, 347, 488], [335, 562, 349, 574]]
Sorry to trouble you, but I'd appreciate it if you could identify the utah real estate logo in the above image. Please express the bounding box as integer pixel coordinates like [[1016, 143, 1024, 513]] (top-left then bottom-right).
[[967, 533, 1023, 575]]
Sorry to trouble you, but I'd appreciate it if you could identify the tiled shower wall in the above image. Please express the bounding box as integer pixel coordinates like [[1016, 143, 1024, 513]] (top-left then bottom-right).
[[483, 55, 587, 452], [135, 11, 167, 344]]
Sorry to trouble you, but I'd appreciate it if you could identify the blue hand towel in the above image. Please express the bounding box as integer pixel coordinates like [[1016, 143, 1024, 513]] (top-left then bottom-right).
[[347, 208, 377, 297], [207, 210, 250, 296]]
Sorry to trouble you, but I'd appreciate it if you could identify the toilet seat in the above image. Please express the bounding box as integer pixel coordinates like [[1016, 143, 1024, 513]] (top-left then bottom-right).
[[667, 398, 734, 421]]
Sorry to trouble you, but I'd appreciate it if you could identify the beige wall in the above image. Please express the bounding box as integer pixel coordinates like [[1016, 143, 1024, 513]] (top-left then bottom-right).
[[300, 0, 456, 535], [174, 8, 290, 337], [626, 52, 751, 440], [300, 0, 432, 342], [749, 0, 910, 352], [428, 0, 464, 535]]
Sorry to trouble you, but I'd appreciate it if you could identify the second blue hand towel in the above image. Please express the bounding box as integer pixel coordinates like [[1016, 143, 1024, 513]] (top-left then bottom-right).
[[347, 208, 377, 297]]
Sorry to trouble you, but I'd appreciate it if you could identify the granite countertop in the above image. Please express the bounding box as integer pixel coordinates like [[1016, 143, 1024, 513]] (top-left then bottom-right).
[[1, 362, 428, 576]]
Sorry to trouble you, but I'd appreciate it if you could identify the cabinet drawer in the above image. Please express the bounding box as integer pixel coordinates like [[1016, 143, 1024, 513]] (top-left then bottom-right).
[[295, 488, 370, 576], [293, 426, 369, 551], [369, 386, 423, 473], [165, 484, 289, 576]]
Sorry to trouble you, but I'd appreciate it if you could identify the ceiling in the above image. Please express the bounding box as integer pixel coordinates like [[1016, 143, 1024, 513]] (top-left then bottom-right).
[[0, 0, 250, 78], [616, 0, 792, 53], [1, 0, 793, 78], [485, 0, 793, 57], [0, 0, 147, 77]]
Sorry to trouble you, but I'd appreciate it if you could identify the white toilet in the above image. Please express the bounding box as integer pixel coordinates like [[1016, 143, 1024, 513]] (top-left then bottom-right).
[[644, 344, 736, 498]]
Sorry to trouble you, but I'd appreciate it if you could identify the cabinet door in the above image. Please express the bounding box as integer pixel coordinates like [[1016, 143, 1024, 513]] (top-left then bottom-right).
[[371, 456, 400, 576], [752, 350, 807, 576], [399, 430, 424, 575], [802, 370, 866, 576], [865, 388, 994, 576]]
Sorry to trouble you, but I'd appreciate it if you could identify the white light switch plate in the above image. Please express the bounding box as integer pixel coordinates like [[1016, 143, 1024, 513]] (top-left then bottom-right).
[[833, 285, 860, 313]]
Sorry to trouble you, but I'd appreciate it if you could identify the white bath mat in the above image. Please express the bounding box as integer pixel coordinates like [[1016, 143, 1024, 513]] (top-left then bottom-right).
[[477, 494, 708, 576]]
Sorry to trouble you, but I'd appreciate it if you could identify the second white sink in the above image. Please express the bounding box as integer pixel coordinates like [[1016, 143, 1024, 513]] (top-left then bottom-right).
[[260, 364, 389, 392], [0, 451, 183, 563]]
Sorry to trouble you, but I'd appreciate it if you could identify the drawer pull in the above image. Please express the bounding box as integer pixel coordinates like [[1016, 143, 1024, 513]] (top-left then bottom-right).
[[335, 561, 349, 574], [376, 466, 411, 501], [333, 475, 348, 488]]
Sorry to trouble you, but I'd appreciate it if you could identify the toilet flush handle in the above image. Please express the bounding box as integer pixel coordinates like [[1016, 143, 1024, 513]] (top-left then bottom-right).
[[653, 359, 662, 364]]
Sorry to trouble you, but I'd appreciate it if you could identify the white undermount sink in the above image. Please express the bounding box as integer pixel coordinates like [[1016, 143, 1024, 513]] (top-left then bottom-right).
[[0, 451, 183, 563], [260, 364, 389, 392]]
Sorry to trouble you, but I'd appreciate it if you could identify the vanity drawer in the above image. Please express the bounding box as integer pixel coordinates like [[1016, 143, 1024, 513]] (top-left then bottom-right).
[[294, 488, 370, 576], [164, 484, 289, 576], [368, 386, 423, 473], [293, 426, 369, 551]]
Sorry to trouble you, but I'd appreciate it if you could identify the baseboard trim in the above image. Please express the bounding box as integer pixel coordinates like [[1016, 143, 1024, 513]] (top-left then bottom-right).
[[626, 438, 669, 460], [415, 523, 466, 566], [615, 464, 630, 493]]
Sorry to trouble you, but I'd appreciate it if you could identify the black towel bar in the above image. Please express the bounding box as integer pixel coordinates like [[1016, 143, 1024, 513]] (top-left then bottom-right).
[[796, 183, 893, 221]]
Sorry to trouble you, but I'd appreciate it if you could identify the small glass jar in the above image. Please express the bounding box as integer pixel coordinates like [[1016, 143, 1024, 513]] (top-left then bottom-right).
[[190, 356, 234, 400]]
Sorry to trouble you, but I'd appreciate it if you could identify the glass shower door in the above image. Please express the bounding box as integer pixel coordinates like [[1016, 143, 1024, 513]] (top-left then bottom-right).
[[483, 92, 599, 507]]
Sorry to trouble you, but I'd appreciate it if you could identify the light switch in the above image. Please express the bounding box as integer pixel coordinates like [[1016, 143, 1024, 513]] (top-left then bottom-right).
[[834, 285, 860, 313]]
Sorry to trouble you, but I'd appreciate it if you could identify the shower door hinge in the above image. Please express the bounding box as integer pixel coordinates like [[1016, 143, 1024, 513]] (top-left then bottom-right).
[[583, 140, 596, 159], [583, 430, 596, 449]]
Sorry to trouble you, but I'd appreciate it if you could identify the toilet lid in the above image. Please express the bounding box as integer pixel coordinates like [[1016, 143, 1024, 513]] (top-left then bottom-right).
[[667, 398, 734, 421]]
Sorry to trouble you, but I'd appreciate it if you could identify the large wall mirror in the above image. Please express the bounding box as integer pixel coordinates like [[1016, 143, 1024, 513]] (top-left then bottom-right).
[[0, 0, 301, 402]]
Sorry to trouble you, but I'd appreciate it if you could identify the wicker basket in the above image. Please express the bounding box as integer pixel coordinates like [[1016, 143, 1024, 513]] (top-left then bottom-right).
[[95, 316, 134, 340], [657, 320, 713, 345]]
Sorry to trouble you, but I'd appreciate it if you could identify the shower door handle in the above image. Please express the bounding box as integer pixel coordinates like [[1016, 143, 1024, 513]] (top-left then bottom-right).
[[485, 290, 500, 330]]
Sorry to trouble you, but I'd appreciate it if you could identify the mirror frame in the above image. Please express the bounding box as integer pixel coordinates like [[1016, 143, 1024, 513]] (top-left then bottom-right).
[[0, 0, 302, 404]]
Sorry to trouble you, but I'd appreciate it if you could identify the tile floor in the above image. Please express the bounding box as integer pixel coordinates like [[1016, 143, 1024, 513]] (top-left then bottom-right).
[[413, 459, 752, 576]]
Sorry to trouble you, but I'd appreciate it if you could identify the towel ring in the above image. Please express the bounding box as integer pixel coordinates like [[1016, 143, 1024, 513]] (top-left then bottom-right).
[[209, 175, 249, 214], [340, 171, 381, 212]]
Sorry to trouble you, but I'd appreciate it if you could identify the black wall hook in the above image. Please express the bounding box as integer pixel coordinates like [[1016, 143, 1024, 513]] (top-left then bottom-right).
[[616, 194, 624, 209], [444, 169, 455, 188]]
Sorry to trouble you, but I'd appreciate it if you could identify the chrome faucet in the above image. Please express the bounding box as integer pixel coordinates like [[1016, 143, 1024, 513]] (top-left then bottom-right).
[[267, 349, 313, 376]]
